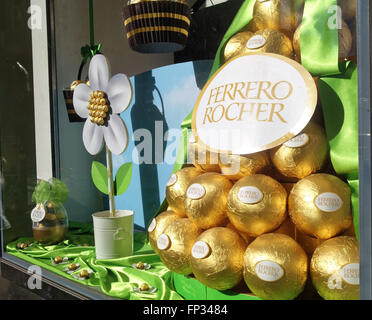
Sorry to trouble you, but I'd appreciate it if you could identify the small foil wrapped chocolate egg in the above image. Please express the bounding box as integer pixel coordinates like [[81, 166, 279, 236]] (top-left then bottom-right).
[[288, 174, 352, 239], [253, 0, 305, 36], [147, 210, 182, 254], [190, 227, 247, 290], [157, 218, 201, 275], [244, 29, 293, 58], [243, 233, 308, 300], [311, 236, 359, 300], [165, 167, 202, 216], [218, 152, 270, 181], [269, 122, 329, 179], [339, 0, 356, 21], [184, 173, 233, 229], [293, 20, 352, 61], [223, 31, 254, 63], [187, 134, 220, 173], [226, 174, 287, 237]]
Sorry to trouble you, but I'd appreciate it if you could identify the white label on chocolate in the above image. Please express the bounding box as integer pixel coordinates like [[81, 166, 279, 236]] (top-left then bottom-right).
[[255, 260, 284, 282], [192, 241, 211, 259], [148, 219, 157, 233], [192, 53, 317, 155], [314, 193, 343, 212], [340, 263, 360, 285], [187, 183, 206, 200], [238, 186, 263, 204], [246, 35, 266, 50], [283, 133, 309, 148], [166, 174, 178, 187], [157, 234, 171, 250], [31, 204, 45, 222]]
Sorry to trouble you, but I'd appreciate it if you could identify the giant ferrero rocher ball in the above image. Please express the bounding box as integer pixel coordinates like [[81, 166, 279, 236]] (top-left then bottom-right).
[[243, 233, 308, 300], [295, 228, 324, 256], [165, 167, 202, 216], [148, 210, 182, 254], [187, 134, 220, 173], [269, 122, 329, 179], [218, 152, 270, 181], [184, 173, 233, 229], [288, 174, 352, 239], [157, 218, 201, 275], [190, 227, 247, 291], [311, 236, 359, 300], [244, 29, 293, 58], [226, 222, 255, 245], [223, 31, 254, 63], [253, 0, 305, 35], [293, 20, 352, 61], [226, 174, 287, 237]]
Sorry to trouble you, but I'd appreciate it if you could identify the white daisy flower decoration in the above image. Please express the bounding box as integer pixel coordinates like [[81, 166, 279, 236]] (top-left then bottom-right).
[[72, 54, 133, 155]]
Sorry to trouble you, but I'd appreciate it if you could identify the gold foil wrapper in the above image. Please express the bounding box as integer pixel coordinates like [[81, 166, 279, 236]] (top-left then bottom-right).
[[70, 80, 84, 90], [166, 167, 202, 216], [226, 222, 255, 245], [269, 122, 329, 179], [188, 140, 220, 173], [295, 228, 324, 257], [244, 29, 293, 58], [223, 31, 253, 63], [253, 0, 305, 36], [219, 152, 270, 181], [184, 173, 232, 229], [294, 20, 352, 61], [339, 0, 356, 21], [243, 233, 308, 300], [310, 236, 359, 300], [288, 174, 352, 239], [227, 174, 287, 237], [274, 216, 296, 239], [158, 218, 201, 275], [190, 227, 247, 290], [33, 225, 68, 245], [148, 210, 182, 254]]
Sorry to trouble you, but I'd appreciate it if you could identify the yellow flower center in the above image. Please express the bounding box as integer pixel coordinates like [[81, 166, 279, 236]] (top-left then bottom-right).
[[88, 90, 110, 125]]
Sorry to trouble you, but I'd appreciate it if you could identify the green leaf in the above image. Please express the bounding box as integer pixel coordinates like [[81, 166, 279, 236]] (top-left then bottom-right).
[[91, 161, 109, 195], [115, 162, 133, 196]]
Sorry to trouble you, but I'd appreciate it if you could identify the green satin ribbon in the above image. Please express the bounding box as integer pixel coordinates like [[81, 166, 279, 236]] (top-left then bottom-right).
[[81, 44, 102, 64], [7, 222, 182, 300], [318, 62, 359, 239]]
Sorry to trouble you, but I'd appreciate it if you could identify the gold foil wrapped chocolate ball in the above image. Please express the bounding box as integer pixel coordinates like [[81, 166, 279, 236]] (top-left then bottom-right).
[[223, 31, 253, 63], [184, 173, 233, 229], [288, 174, 352, 240], [165, 167, 202, 216], [226, 222, 254, 245], [218, 152, 270, 181], [311, 236, 359, 300], [187, 136, 220, 173], [190, 227, 247, 291], [253, 0, 304, 35], [274, 217, 296, 239], [243, 233, 308, 300], [226, 174, 287, 237], [339, 0, 356, 21], [147, 210, 182, 254], [269, 122, 328, 179], [157, 218, 201, 275], [295, 228, 324, 256], [244, 29, 293, 58], [293, 20, 352, 61]]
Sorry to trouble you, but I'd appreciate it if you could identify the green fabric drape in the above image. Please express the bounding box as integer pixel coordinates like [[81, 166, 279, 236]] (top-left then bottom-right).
[[7, 222, 182, 300]]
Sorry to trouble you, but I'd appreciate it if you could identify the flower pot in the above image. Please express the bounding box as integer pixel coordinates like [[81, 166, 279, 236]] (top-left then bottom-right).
[[92, 210, 134, 260]]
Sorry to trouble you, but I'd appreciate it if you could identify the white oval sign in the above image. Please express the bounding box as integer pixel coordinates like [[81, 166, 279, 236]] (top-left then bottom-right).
[[148, 218, 157, 233], [255, 260, 285, 282], [187, 183, 206, 200], [238, 186, 263, 204], [166, 174, 178, 187], [192, 53, 317, 155], [191, 241, 211, 259], [246, 35, 266, 50], [314, 192, 343, 212], [31, 204, 46, 223], [283, 133, 309, 148], [340, 263, 359, 285], [157, 234, 171, 250]]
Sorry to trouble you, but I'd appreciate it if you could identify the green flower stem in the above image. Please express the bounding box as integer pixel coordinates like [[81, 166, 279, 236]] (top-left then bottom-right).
[[106, 147, 116, 217]]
